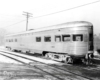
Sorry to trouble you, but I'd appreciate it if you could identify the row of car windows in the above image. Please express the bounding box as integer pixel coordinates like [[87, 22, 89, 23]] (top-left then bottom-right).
[[6, 34, 84, 42], [6, 39, 17, 42]]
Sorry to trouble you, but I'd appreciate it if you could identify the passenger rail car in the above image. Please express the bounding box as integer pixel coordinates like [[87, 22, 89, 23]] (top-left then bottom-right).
[[5, 21, 94, 64]]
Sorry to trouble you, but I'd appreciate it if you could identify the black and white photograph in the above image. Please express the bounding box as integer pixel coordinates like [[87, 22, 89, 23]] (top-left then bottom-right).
[[0, 0, 100, 80]]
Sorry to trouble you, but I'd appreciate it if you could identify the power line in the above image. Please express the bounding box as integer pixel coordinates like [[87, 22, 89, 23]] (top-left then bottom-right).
[[2, 0, 100, 29], [3, 20, 25, 28], [0, 14, 23, 17], [32, 0, 100, 19], [2, 12, 33, 29]]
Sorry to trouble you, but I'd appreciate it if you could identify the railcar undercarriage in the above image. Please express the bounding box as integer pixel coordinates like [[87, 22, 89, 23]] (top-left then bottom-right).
[[44, 52, 94, 65]]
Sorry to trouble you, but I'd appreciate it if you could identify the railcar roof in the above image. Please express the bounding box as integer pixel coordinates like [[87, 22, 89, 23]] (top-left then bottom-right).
[[6, 21, 92, 36]]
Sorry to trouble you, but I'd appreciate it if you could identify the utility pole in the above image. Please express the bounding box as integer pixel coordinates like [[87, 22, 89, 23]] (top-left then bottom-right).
[[23, 12, 33, 31]]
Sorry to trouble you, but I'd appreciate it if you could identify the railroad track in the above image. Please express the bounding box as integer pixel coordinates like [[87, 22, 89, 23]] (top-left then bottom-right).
[[0, 50, 93, 80]]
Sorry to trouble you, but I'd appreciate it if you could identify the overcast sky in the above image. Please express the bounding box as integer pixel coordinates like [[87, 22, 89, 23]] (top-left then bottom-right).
[[0, 0, 100, 34]]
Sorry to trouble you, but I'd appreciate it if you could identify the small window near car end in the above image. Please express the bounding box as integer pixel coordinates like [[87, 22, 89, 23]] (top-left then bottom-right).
[[15, 39, 17, 42], [36, 37, 41, 42]]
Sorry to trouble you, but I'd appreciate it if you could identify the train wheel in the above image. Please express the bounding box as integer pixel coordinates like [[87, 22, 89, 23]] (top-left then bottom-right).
[[65, 57, 73, 64], [45, 53, 49, 58]]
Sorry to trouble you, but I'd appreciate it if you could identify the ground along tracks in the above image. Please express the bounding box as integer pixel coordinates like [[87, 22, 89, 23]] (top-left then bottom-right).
[[0, 50, 93, 80]]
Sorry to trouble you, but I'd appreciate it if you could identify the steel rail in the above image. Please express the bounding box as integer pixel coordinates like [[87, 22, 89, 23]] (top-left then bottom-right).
[[0, 51, 65, 80], [0, 50, 93, 80]]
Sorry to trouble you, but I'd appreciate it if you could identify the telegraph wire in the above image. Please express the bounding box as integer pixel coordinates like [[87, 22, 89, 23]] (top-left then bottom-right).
[[3, 0, 100, 28], [31, 0, 100, 19], [3, 20, 26, 28]]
